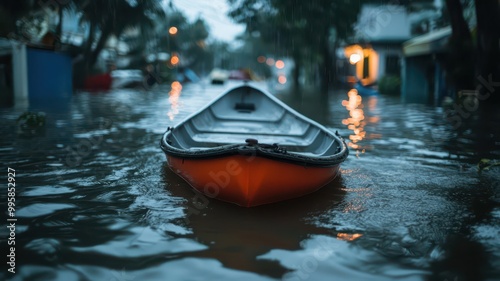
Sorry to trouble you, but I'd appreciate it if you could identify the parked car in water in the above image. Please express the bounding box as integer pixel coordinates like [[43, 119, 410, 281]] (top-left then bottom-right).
[[209, 68, 229, 84], [228, 69, 252, 81], [111, 69, 144, 89]]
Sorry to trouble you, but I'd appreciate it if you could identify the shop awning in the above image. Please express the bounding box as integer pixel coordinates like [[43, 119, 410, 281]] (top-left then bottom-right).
[[403, 26, 451, 57]]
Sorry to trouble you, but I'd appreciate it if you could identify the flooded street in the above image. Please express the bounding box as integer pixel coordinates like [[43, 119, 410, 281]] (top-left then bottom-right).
[[1, 80, 500, 281]]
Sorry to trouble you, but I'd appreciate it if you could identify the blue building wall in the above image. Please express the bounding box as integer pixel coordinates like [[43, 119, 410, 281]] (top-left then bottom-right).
[[27, 48, 72, 103], [401, 56, 429, 103]]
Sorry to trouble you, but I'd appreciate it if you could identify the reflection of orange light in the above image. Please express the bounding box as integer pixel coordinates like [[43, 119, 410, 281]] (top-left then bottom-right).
[[171, 81, 182, 90], [257, 56, 266, 63], [266, 58, 275, 66], [367, 96, 378, 111], [337, 233, 363, 241], [350, 109, 364, 120], [341, 89, 380, 153], [169, 26, 178, 35], [347, 76, 357, 84], [275, 60, 285, 69], [170, 55, 179, 65], [278, 75, 287, 84], [342, 89, 367, 152], [168, 81, 182, 120]]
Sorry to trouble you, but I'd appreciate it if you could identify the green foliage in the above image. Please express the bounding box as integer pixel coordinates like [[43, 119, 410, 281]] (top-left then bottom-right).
[[227, 0, 363, 87], [75, 0, 166, 71], [154, 11, 210, 78], [17, 112, 46, 129], [478, 159, 500, 173], [0, 2, 36, 37], [378, 75, 401, 96]]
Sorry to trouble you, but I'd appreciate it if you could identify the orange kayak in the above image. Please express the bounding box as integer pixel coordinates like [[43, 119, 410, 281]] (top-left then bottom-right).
[[160, 83, 348, 207]]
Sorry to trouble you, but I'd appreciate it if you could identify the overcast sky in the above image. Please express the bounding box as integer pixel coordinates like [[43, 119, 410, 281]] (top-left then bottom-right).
[[170, 0, 246, 42]]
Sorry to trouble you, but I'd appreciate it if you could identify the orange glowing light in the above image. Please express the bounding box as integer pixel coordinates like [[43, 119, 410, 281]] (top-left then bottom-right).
[[170, 55, 179, 65], [278, 75, 287, 84], [257, 56, 266, 63], [337, 233, 363, 241], [266, 58, 275, 66], [275, 60, 285, 69], [169, 26, 178, 35]]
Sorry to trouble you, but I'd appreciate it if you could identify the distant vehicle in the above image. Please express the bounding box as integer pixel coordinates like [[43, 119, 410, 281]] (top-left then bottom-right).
[[209, 68, 229, 84], [111, 69, 144, 89], [84, 73, 113, 91], [228, 69, 252, 81]]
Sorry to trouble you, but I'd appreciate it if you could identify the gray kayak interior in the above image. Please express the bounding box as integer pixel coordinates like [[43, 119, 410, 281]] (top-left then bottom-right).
[[167, 85, 343, 157]]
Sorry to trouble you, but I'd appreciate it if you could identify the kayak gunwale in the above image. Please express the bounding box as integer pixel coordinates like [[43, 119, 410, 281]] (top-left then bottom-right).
[[160, 83, 349, 167]]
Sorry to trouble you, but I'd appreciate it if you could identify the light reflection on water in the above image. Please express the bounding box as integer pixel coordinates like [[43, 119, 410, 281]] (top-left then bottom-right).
[[0, 81, 499, 281], [168, 81, 183, 121]]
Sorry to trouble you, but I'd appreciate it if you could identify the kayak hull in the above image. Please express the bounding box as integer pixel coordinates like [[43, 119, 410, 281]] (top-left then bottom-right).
[[167, 154, 341, 207]]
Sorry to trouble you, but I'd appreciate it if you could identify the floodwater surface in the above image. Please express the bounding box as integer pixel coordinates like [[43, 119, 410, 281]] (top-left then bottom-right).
[[1, 80, 499, 281]]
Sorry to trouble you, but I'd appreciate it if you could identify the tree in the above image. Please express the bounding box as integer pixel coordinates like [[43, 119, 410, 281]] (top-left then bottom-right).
[[227, 0, 362, 91], [444, 0, 475, 90], [0, 2, 35, 38], [74, 0, 165, 73], [156, 11, 210, 76], [443, 0, 500, 102], [474, 0, 500, 102]]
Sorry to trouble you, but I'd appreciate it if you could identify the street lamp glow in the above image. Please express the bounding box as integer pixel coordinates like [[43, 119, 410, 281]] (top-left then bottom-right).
[[349, 53, 361, 64], [170, 55, 179, 65], [275, 60, 285, 69], [169, 26, 178, 35]]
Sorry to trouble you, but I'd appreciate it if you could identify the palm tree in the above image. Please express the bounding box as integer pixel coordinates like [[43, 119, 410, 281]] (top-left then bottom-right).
[[73, 0, 165, 73], [0, 2, 34, 37]]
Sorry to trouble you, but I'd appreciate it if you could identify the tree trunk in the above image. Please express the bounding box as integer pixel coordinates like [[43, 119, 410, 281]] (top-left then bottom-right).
[[474, 0, 500, 158], [444, 0, 475, 91], [56, 5, 63, 38], [474, 0, 500, 103], [89, 24, 113, 71], [320, 37, 333, 93], [84, 21, 96, 74], [332, 40, 340, 85], [292, 50, 302, 90], [446, 0, 472, 41]]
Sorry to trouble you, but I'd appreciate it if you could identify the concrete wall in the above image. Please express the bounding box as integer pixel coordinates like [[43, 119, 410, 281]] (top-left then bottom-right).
[[355, 5, 411, 42], [12, 43, 29, 107]]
